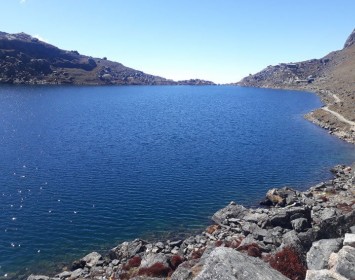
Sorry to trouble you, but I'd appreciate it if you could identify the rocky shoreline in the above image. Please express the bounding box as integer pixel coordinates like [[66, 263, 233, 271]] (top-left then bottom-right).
[[26, 164, 355, 280]]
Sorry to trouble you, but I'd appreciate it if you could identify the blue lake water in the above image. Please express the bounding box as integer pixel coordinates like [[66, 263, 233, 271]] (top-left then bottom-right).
[[0, 85, 354, 278]]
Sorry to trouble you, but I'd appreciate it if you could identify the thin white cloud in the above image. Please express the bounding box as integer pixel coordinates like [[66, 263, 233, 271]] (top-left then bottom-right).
[[33, 34, 48, 43], [20, 0, 26, 4]]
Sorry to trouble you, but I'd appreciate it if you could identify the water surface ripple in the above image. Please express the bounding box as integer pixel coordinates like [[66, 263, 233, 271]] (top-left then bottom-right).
[[0, 85, 354, 276]]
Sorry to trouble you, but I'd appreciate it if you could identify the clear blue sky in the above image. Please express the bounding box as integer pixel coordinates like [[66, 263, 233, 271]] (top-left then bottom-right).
[[1, 0, 354, 83]]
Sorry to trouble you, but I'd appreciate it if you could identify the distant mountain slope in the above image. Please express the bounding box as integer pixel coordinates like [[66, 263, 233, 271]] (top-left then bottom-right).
[[237, 29, 355, 143], [0, 31, 215, 86]]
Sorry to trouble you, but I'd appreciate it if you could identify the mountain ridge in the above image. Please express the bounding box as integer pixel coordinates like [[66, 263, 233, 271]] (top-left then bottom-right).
[[0, 31, 215, 86]]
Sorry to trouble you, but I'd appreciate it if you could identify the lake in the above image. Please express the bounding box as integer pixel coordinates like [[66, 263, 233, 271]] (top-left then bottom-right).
[[0, 85, 354, 278]]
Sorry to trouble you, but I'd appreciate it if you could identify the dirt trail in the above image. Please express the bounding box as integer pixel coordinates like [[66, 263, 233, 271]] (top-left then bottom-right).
[[322, 106, 355, 127], [332, 93, 341, 103]]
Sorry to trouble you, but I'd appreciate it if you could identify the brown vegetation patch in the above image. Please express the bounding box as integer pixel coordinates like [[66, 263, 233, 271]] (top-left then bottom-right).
[[237, 243, 262, 258], [190, 247, 206, 260], [319, 195, 329, 202], [337, 201, 355, 213], [266, 246, 306, 280], [169, 255, 184, 270], [122, 255, 142, 271], [137, 262, 172, 277]]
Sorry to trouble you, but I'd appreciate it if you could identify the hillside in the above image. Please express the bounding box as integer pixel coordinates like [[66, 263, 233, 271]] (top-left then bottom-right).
[[238, 29, 355, 143], [0, 31, 215, 86]]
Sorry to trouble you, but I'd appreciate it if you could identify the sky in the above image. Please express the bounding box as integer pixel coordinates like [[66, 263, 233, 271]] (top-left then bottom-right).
[[1, 0, 354, 83]]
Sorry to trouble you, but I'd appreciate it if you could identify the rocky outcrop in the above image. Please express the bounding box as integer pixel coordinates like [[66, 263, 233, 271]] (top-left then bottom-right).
[[344, 28, 355, 48], [26, 164, 355, 280], [0, 31, 215, 86], [237, 28, 355, 144]]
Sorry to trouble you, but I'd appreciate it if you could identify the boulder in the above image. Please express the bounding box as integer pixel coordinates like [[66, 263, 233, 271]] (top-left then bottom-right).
[[265, 206, 310, 230], [291, 218, 309, 232], [243, 212, 269, 226], [212, 203, 248, 225], [170, 259, 199, 280], [27, 276, 49, 280], [56, 271, 71, 279], [297, 228, 318, 250], [343, 233, 355, 247], [71, 259, 85, 270], [263, 227, 283, 246], [81, 251, 102, 268], [281, 230, 304, 253], [109, 239, 147, 260], [101, 73, 112, 81], [239, 234, 259, 247], [315, 209, 355, 240], [179, 247, 288, 280], [241, 222, 267, 240], [269, 210, 290, 228], [306, 238, 343, 270], [331, 245, 355, 279], [305, 270, 347, 280], [140, 252, 169, 268], [261, 187, 299, 206], [319, 208, 338, 221], [69, 268, 84, 278]]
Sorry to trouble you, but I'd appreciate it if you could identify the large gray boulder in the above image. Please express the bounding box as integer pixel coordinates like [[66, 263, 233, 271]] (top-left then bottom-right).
[[331, 246, 355, 279], [27, 276, 50, 280], [212, 202, 248, 225], [306, 238, 343, 270], [291, 218, 309, 232], [81, 251, 102, 268], [343, 233, 355, 247], [172, 247, 288, 280], [305, 269, 347, 280], [109, 239, 147, 260], [140, 252, 169, 268]]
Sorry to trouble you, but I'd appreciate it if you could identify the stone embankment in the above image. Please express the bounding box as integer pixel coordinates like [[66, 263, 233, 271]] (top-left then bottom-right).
[[28, 164, 355, 280]]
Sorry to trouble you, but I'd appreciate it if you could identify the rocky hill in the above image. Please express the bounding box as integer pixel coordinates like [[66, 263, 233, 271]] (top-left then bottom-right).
[[238, 29, 355, 143], [0, 31, 215, 86]]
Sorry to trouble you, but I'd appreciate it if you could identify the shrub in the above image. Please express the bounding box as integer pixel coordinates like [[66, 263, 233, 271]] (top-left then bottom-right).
[[118, 272, 129, 280], [138, 262, 172, 277], [337, 201, 355, 213], [122, 255, 141, 270], [190, 248, 206, 260], [170, 255, 184, 269], [267, 246, 306, 280], [237, 243, 261, 258]]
